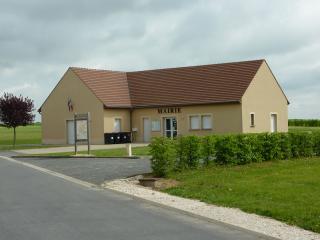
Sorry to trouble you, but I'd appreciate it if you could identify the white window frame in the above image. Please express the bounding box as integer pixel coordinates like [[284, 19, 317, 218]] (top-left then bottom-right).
[[250, 112, 255, 127], [113, 118, 121, 132], [189, 115, 201, 130], [151, 119, 161, 132], [201, 114, 212, 130]]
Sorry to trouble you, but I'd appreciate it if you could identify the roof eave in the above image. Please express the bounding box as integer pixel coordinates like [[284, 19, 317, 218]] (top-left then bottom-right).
[[103, 100, 241, 110]]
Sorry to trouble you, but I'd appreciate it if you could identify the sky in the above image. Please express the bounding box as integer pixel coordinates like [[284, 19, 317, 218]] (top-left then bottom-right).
[[0, 0, 319, 121]]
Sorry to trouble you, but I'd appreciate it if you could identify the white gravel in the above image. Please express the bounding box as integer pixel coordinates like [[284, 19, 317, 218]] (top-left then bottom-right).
[[103, 177, 320, 240]]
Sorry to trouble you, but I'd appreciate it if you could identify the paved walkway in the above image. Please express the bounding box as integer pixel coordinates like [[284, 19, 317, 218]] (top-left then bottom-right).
[[14, 143, 149, 155]]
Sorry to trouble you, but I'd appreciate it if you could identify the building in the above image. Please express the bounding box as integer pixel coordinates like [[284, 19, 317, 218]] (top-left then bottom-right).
[[39, 59, 289, 144]]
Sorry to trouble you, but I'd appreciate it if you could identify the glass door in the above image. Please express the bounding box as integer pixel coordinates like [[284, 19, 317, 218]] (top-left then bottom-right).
[[164, 117, 177, 138]]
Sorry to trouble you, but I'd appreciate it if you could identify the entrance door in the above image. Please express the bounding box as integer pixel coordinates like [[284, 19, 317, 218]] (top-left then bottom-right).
[[164, 117, 177, 138], [271, 114, 277, 133], [67, 120, 75, 144], [143, 118, 151, 142]]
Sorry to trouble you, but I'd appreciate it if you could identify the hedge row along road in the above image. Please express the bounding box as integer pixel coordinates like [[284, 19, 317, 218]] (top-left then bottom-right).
[[149, 132, 320, 233], [150, 131, 320, 176]]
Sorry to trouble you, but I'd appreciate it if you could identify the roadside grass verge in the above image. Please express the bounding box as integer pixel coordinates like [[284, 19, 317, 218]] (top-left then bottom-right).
[[164, 158, 320, 233], [23, 146, 150, 157]]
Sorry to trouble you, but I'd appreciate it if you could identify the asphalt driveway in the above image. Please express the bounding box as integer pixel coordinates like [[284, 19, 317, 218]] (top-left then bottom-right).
[[13, 156, 151, 185], [0, 157, 272, 240]]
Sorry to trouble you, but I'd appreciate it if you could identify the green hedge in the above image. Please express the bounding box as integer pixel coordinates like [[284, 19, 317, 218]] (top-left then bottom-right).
[[149, 137, 175, 177], [313, 132, 320, 156], [175, 136, 202, 170], [150, 131, 320, 176], [289, 119, 320, 127]]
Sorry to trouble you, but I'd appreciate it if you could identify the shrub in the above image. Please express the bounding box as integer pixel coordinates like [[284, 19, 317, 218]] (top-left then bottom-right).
[[299, 133, 314, 157], [249, 134, 264, 162], [185, 136, 202, 168], [235, 134, 252, 164], [313, 132, 320, 156], [215, 135, 239, 165], [175, 136, 188, 170], [236, 134, 263, 164], [278, 133, 292, 160], [202, 135, 217, 166], [150, 131, 319, 176], [290, 132, 314, 158], [175, 136, 202, 169], [149, 137, 175, 177], [290, 132, 300, 158], [258, 133, 282, 161]]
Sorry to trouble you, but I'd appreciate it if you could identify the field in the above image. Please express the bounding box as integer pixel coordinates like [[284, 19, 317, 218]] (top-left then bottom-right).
[[288, 126, 320, 133], [165, 158, 320, 233], [0, 124, 42, 150]]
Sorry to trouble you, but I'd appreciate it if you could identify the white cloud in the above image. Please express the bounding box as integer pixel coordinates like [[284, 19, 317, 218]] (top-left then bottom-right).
[[0, 0, 320, 120], [1, 83, 36, 94]]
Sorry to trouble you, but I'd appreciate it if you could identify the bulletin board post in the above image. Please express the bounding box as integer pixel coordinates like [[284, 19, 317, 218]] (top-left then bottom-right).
[[74, 112, 90, 155]]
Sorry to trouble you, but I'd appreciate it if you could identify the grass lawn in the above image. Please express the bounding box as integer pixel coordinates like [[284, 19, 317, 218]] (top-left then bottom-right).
[[165, 158, 320, 233], [27, 146, 150, 157], [289, 126, 320, 133], [0, 124, 43, 150], [0, 125, 41, 145]]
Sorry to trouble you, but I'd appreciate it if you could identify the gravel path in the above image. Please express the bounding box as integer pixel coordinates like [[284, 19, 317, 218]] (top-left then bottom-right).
[[103, 177, 320, 240]]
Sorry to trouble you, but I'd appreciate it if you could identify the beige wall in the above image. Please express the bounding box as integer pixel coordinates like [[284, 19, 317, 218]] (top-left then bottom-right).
[[41, 69, 105, 144], [104, 109, 131, 133], [241, 61, 288, 133], [42, 61, 288, 145], [131, 104, 242, 142]]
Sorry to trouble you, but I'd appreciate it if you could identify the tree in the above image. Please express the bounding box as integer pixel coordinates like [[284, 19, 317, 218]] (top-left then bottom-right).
[[0, 93, 35, 146]]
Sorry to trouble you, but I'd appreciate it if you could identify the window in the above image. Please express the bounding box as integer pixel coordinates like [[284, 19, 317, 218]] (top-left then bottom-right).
[[190, 116, 200, 130], [151, 120, 161, 131], [113, 118, 121, 132], [202, 115, 212, 129], [250, 113, 255, 127]]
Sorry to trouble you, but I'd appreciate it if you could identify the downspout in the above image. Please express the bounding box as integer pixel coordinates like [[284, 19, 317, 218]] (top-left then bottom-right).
[[130, 108, 133, 142]]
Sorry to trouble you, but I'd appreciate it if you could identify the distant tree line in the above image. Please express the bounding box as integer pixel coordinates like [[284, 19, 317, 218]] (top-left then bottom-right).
[[289, 119, 320, 127]]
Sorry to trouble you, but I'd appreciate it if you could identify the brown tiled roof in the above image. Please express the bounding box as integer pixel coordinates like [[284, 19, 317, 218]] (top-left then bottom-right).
[[71, 59, 265, 108], [70, 68, 131, 108]]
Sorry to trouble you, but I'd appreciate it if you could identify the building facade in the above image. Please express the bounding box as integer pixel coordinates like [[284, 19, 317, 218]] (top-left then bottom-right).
[[40, 59, 289, 144]]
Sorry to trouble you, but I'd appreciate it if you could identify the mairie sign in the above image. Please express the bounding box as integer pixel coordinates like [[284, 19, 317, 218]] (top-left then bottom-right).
[[157, 107, 181, 114]]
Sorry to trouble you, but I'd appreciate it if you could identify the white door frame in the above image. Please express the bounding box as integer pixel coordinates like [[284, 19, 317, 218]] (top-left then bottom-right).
[[163, 117, 177, 138], [270, 113, 278, 133]]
